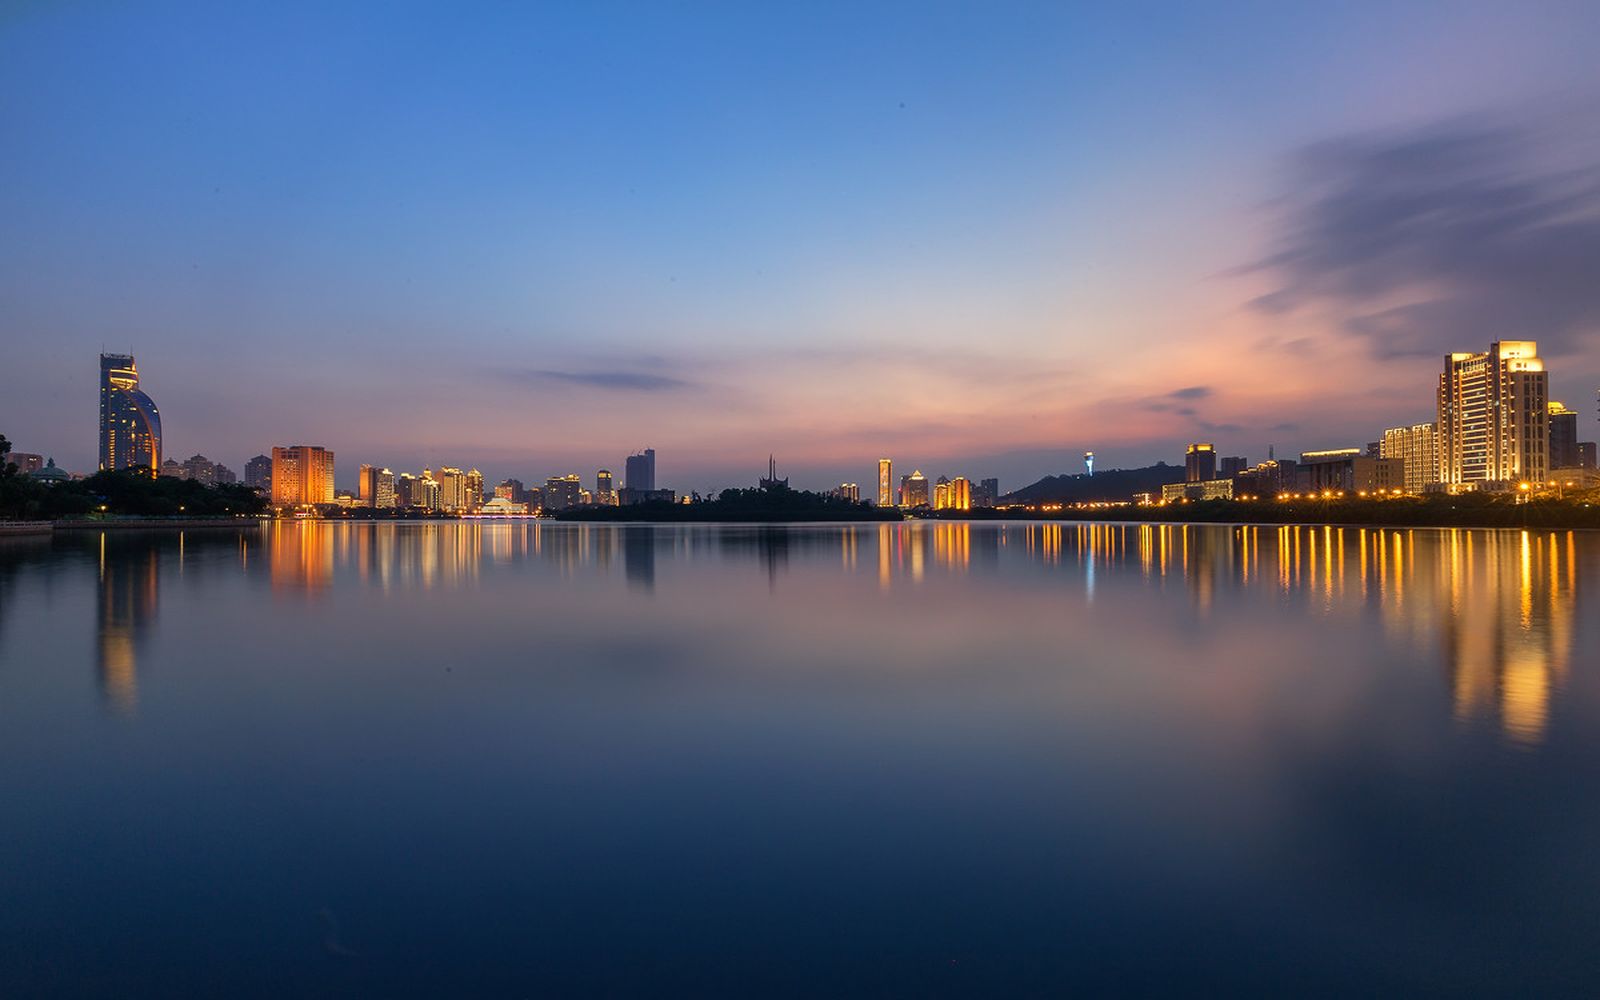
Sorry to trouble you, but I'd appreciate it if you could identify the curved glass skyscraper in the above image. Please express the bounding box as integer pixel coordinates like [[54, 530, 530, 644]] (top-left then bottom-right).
[[98, 353, 162, 476]]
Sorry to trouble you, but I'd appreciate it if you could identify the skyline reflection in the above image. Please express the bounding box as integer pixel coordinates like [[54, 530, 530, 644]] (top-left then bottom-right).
[[8, 521, 1577, 748]]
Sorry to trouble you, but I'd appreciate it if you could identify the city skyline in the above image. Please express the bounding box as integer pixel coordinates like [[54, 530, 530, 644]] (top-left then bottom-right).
[[5, 4, 1600, 491]]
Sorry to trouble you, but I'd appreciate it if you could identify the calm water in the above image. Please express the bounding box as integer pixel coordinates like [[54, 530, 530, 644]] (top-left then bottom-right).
[[2, 521, 1597, 996]]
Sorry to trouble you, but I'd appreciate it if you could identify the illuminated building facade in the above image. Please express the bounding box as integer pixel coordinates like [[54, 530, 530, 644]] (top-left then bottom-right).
[[1185, 443, 1216, 483], [933, 476, 971, 510], [1299, 451, 1405, 492], [933, 476, 950, 509], [436, 467, 484, 512], [358, 464, 397, 508], [834, 483, 860, 502], [181, 454, 216, 484], [1438, 341, 1548, 488], [899, 470, 929, 507], [596, 470, 616, 505], [270, 445, 335, 506], [877, 458, 893, 507], [98, 353, 162, 476], [625, 448, 656, 492], [1380, 423, 1440, 494]]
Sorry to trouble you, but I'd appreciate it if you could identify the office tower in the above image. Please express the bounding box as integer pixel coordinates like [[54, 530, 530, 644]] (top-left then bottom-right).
[[98, 353, 162, 476], [1220, 456, 1248, 477], [213, 464, 237, 484], [947, 476, 972, 511], [625, 448, 656, 492], [596, 470, 616, 505], [980, 477, 999, 506], [9, 452, 45, 475], [1549, 402, 1580, 470], [834, 483, 860, 503], [244, 454, 272, 494], [159, 458, 183, 478], [878, 458, 894, 507], [1185, 443, 1217, 483], [900, 470, 929, 507], [358, 464, 396, 508], [271, 446, 335, 506], [1580, 442, 1597, 469], [436, 467, 484, 512], [1380, 423, 1440, 494], [495, 478, 527, 503], [413, 470, 441, 510], [933, 475, 951, 510], [544, 474, 582, 510], [1438, 341, 1549, 487], [181, 454, 216, 484]]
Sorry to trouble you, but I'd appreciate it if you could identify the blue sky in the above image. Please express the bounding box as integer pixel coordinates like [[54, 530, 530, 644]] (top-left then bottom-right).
[[4, 1, 1599, 491]]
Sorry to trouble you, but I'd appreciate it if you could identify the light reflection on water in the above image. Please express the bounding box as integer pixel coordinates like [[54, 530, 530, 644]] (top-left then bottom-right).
[[1, 520, 1596, 996]]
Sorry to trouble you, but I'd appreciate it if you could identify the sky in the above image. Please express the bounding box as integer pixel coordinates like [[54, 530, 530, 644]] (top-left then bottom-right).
[[3, 1, 1599, 493]]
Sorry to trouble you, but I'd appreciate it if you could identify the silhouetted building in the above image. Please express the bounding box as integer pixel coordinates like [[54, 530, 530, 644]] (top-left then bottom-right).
[[181, 454, 216, 484], [271, 445, 335, 506], [1580, 442, 1597, 469], [8, 452, 44, 475], [980, 477, 999, 507], [159, 458, 183, 478], [213, 463, 236, 484], [244, 454, 272, 494], [1549, 401, 1580, 471], [759, 455, 788, 490], [619, 487, 674, 505], [625, 448, 656, 492], [1185, 443, 1216, 483], [1220, 456, 1248, 477], [1439, 341, 1548, 488], [98, 353, 162, 476], [544, 474, 583, 510]]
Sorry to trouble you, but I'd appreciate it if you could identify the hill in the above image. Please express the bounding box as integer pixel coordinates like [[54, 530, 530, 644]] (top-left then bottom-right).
[[1006, 463, 1186, 504]]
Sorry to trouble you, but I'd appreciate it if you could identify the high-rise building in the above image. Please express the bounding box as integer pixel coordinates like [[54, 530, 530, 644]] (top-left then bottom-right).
[[596, 470, 616, 505], [181, 454, 216, 485], [98, 353, 162, 476], [625, 448, 656, 492], [944, 476, 972, 511], [1185, 443, 1217, 483], [933, 475, 951, 510], [159, 458, 183, 478], [544, 474, 582, 510], [899, 470, 929, 508], [1438, 341, 1548, 488], [436, 467, 484, 512], [877, 458, 894, 507], [1580, 442, 1597, 470], [271, 446, 335, 506], [213, 463, 237, 485], [834, 483, 860, 503], [1381, 423, 1440, 494], [1549, 401, 1580, 470], [408, 470, 441, 510], [980, 477, 999, 506], [1220, 456, 1248, 477], [358, 464, 396, 508], [244, 455, 272, 494], [495, 478, 527, 503]]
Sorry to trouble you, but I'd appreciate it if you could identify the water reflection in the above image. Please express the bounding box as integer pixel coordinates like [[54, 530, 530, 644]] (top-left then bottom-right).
[[2, 522, 1583, 749]]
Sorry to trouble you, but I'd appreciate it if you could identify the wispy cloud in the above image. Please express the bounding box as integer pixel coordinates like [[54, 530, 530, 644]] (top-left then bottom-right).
[[504, 369, 694, 392], [1247, 107, 1600, 358]]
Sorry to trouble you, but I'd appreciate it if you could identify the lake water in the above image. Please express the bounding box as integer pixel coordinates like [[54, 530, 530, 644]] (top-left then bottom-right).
[[2, 520, 1597, 996]]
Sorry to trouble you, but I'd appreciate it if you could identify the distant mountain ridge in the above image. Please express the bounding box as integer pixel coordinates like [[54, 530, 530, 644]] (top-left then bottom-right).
[[1006, 463, 1186, 503]]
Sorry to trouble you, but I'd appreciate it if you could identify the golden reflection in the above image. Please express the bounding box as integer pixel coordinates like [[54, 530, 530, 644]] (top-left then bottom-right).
[[96, 533, 158, 715]]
